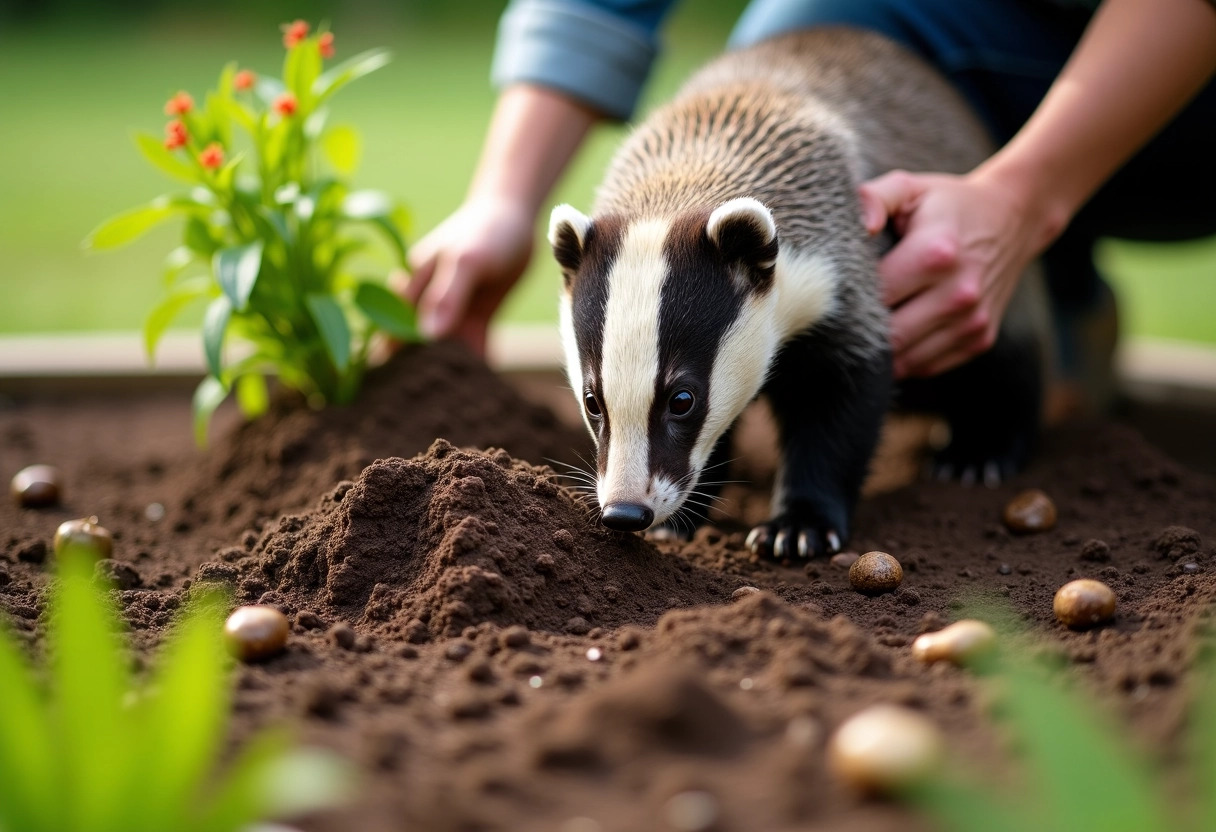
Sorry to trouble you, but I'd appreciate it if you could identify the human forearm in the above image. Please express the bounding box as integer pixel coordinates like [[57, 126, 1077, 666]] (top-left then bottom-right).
[[467, 83, 602, 214], [976, 0, 1216, 249]]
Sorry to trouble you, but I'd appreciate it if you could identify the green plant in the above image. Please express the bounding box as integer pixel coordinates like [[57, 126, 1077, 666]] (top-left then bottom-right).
[[85, 20, 419, 444], [907, 613, 1216, 832], [0, 544, 352, 832]]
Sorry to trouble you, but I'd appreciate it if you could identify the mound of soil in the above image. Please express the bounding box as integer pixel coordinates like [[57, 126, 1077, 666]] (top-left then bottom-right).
[[2, 342, 1215, 832]]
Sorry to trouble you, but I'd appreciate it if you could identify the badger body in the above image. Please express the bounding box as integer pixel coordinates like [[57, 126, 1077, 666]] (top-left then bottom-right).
[[550, 28, 1046, 559]]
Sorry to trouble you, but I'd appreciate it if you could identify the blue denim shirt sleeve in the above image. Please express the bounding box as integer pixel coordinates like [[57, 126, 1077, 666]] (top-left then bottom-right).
[[491, 0, 680, 120]]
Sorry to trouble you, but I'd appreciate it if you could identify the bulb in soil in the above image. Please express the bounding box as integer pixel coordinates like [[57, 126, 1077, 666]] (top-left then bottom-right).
[[11, 464, 62, 508], [53, 516, 113, 561], [911, 619, 996, 665], [1002, 489, 1057, 533], [828, 704, 943, 794], [849, 551, 903, 595], [1053, 579, 1116, 629], [224, 605, 289, 662]]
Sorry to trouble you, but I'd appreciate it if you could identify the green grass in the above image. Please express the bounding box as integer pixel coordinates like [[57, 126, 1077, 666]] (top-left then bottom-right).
[[0, 13, 1212, 345]]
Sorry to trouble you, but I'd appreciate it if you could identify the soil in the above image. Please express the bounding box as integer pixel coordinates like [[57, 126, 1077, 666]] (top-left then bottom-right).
[[2, 340, 1214, 832]]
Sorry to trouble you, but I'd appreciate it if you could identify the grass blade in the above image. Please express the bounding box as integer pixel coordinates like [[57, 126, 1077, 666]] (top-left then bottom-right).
[[0, 620, 58, 832]]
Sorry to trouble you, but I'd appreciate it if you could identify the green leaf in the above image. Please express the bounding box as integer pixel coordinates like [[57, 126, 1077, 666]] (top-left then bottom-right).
[[51, 554, 132, 831], [144, 276, 212, 360], [285, 39, 323, 106], [184, 215, 220, 257], [260, 748, 356, 817], [354, 281, 419, 341], [202, 295, 232, 378], [305, 293, 351, 373], [189, 730, 290, 832], [235, 371, 269, 419], [205, 91, 232, 148], [322, 125, 361, 175], [133, 130, 199, 184], [163, 245, 197, 286], [0, 621, 58, 831], [213, 241, 263, 311], [84, 201, 177, 250], [313, 48, 392, 103], [192, 375, 228, 447], [135, 589, 230, 832], [1196, 657, 1216, 831]]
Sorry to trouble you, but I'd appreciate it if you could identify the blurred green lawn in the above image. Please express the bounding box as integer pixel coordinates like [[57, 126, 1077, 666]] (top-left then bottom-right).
[[0, 10, 1212, 345]]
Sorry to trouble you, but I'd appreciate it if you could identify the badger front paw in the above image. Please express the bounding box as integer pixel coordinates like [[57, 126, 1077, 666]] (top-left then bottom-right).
[[746, 507, 845, 561]]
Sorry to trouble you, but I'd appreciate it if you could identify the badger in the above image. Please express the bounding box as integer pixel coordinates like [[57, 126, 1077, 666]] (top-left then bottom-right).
[[549, 28, 1048, 560]]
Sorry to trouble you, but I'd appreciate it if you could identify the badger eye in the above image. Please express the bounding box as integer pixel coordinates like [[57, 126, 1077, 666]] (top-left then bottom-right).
[[583, 391, 602, 419], [669, 390, 695, 417]]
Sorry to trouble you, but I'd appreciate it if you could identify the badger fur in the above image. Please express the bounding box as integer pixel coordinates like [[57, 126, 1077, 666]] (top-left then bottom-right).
[[549, 28, 1048, 559]]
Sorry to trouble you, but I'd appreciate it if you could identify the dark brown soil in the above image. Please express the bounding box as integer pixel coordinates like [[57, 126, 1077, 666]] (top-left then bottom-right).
[[2, 341, 1214, 832]]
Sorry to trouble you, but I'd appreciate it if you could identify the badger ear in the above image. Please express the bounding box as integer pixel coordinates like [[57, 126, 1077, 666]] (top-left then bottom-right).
[[548, 204, 592, 287], [707, 197, 778, 290]]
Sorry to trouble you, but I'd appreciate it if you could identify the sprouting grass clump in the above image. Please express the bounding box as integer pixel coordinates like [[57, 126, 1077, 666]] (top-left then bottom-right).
[[0, 544, 351, 831], [86, 20, 418, 444]]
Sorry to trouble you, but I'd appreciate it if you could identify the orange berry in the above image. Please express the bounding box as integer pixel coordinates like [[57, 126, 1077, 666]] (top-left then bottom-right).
[[198, 142, 225, 169], [234, 69, 256, 91], [319, 32, 335, 59]]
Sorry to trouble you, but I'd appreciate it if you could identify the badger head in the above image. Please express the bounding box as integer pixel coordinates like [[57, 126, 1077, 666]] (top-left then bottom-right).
[[549, 198, 783, 532]]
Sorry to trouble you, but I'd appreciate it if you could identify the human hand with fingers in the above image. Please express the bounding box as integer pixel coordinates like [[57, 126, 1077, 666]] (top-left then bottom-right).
[[402, 197, 535, 357], [858, 169, 1051, 380]]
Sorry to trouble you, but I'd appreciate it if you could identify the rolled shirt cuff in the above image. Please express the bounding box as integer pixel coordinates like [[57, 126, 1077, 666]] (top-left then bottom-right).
[[491, 0, 659, 120]]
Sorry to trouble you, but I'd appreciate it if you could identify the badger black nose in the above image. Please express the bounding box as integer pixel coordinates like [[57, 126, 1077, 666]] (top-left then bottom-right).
[[600, 502, 655, 532]]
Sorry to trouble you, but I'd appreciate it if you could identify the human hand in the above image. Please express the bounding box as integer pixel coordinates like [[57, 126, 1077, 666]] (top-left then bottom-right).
[[858, 169, 1050, 379], [401, 197, 536, 357]]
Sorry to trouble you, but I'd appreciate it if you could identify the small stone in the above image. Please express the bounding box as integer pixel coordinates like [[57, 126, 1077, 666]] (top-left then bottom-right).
[[330, 622, 357, 650], [1002, 489, 1057, 533], [500, 625, 531, 649], [831, 551, 861, 569], [144, 502, 166, 522], [11, 464, 61, 508], [1053, 579, 1116, 629], [585, 647, 603, 662], [911, 619, 996, 665], [224, 605, 289, 662], [849, 551, 903, 595], [997, 563, 1012, 576], [54, 517, 114, 561], [1183, 562, 1201, 575], [827, 705, 943, 793], [663, 790, 719, 832], [731, 585, 761, 601]]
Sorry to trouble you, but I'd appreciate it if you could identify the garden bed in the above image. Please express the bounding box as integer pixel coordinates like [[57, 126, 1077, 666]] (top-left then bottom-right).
[[2, 340, 1214, 832]]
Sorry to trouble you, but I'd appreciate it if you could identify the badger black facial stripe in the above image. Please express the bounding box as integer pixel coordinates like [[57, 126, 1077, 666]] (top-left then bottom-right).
[[649, 210, 747, 490], [563, 216, 625, 453]]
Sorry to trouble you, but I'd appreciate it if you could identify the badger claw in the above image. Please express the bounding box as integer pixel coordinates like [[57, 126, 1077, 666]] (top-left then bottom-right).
[[747, 517, 845, 561]]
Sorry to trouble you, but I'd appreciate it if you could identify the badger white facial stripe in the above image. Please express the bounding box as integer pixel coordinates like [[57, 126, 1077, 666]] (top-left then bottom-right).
[[598, 218, 671, 507]]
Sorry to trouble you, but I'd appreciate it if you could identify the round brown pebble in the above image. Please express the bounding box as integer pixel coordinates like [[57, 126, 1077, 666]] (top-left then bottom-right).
[[827, 704, 943, 793], [1053, 579, 1116, 629], [53, 516, 113, 561], [11, 464, 62, 508], [1002, 489, 1057, 533], [731, 585, 761, 601], [831, 551, 861, 569], [911, 619, 996, 665], [849, 551, 903, 595], [224, 605, 289, 662]]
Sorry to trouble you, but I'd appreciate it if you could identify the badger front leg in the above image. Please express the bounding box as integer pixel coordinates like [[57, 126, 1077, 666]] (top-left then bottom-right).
[[748, 329, 891, 560]]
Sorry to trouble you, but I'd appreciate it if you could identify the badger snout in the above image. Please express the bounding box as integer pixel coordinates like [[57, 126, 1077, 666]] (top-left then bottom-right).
[[600, 502, 655, 532]]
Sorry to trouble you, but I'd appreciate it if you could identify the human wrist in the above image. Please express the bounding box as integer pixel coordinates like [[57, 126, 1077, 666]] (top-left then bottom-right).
[[971, 153, 1078, 255]]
